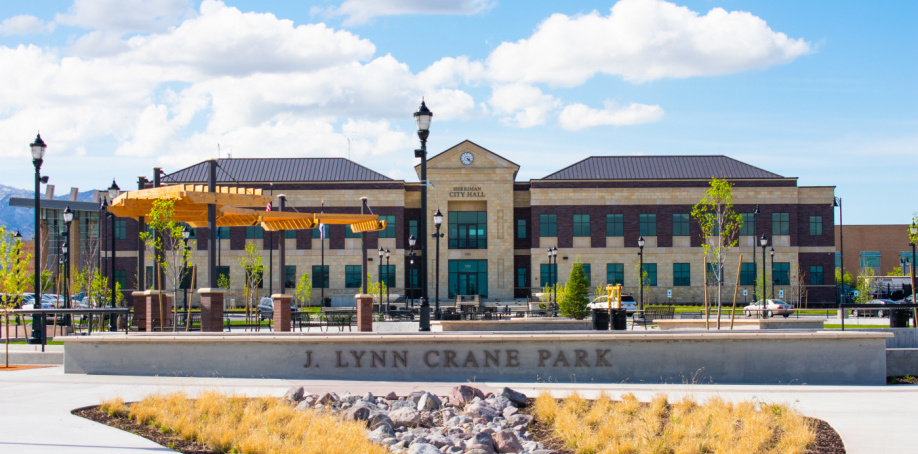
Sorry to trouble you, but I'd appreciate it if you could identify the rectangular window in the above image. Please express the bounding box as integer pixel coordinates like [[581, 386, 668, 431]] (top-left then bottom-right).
[[606, 214, 623, 237], [408, 267, 419, 290], [409, 220, 418, 239], [284, 230, 296, 239], [345, 265, 362, 288], [381, 265, 395, 288], [639, 214, 657, 237], [773, 262, 790, 286], [739, 213, 756, 236], [835, 252, 841, 269], [540, 263, 558, 286], [345, 224, 361, 238], [448, 211, 488, 249], [809, 265, 823, 285], [860, 251, 881, 274], [114, 269, 127, 290], [573, 214, 590, 237], [673, 263, 690, 286], [216, 266, 230, 288], [516, 267, 527, 289], [245, 225, 264, 239], [581, 264, 591, 286], [283, 266, 296, 289], [312, 225, 327, 239], [216, 226, 229, 240], [772, 213, 789, 236], [706, 263, 724, 284], [312, 265, 329, 289], [642, 263, 657, 287], [378, 215, 396, 238], [901, 251, 913, 273], [540, 214, 557, 237], [517, 219, 527, 239], [740, 263, 757, 286], [245, 268, 264, 289], [606, 263, 624, 286], [809, 216, 823, 236], [672, 214, 689, 236], [114, 220, 127, 240], [145, 266, 154, 290]]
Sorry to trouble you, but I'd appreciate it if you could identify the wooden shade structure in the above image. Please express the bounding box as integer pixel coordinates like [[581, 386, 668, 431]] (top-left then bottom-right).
[[108, 184, 385, 231]]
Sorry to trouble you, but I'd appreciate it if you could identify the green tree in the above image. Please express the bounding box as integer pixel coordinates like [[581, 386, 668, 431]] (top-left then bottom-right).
[[559, 261, 590, 319], [238, 242, 264, 323], [294, 271, 312, 307], [367, 273, 387, 303], [0, 227, 31, 367], [691, 178, 742, 329], [139, 199, 193, 331]]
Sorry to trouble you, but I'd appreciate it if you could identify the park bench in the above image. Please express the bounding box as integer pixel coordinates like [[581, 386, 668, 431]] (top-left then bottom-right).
[[632, 306, 676, 330], [292, 311, 325, 331], [679, 311, 703, 319]]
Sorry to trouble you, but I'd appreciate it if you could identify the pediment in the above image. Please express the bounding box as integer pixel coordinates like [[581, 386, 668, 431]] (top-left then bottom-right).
[[416, 140, 520, 178]]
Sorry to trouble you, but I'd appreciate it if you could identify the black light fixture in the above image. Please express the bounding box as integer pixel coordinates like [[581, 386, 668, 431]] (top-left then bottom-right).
[[182, 225, 191, 318], [833, 197, 844, 305], [909, 222, 917, 308], [414, 99, 433, 332], [28, 133, 47, 345], [638, 236, 645, 311], [408, 234, 417, 308], [62, 205, 74, 323], [769, 247, 775, 300], [378, 247, 384, 313], [432, 208, 445, 319], [107, 179, 120, 331], [385, 248, 391, 313], [760, 235, 769, 318]]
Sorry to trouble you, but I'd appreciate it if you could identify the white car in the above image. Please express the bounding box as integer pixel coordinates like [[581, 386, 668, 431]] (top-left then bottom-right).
[[588, 295, 638, 315], [743, 299, 795, 318]]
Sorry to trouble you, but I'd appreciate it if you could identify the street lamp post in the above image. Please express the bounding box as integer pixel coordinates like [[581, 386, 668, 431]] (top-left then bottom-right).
[[833, 197, 844, 304], [638, 236, 645, 311], [432, 209, 444, 319], [182, 225, 190, 317], [414, 100, 433, 332], [546, 247, 557, 311], [108, 180, 120, 331], [378, 247, 384, 314], [760, 235, 769, 318], [909, 223, 917, 314], [408, 235, 416, 309], [752, 205, 761, 300], [62, 205, 73, 326], [769, 247, 775, 300], [546, 248, 553, 310], [28, 134, 47, 345], [385, 248, 391, 314]]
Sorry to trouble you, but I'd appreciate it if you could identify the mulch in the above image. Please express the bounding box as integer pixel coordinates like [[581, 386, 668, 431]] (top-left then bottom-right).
[[75, 399, 846, 454], [0, 365, 54, 372]]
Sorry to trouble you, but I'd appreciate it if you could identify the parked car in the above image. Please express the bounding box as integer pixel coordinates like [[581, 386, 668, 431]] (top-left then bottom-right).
[[743, 299, 795, 318], [853, 299, 900, 318], [588, 295, 638, 315]]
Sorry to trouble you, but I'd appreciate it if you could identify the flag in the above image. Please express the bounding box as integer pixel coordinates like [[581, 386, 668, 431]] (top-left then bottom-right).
[[266, 202, 272, 211], [319, 223, 325, 239]]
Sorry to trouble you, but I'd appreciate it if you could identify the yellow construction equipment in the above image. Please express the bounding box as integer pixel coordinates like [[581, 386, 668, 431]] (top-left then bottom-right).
[[605, 284, 623, 310]]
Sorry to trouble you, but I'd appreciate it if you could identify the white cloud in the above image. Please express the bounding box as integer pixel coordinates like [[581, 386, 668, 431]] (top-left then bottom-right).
[[558, 101, 664, 130], [489, 84, 559, 128], [321, 0, 494, 26], [0, 15, 54, 36], [56, 0, 194, 33], [486, 0, 811, 86]]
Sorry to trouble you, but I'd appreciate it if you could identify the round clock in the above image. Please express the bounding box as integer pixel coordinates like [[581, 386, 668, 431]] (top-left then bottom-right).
[[460, 152, 474, 165]]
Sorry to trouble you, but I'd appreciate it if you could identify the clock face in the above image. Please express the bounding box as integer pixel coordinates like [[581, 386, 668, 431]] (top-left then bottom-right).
[[460, 152, 474, 165]]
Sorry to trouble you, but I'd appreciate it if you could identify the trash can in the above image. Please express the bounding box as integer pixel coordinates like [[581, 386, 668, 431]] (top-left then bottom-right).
[[610, 309, 628, 330], [890, 309, 910, 328], [592, 309, 609, 330]]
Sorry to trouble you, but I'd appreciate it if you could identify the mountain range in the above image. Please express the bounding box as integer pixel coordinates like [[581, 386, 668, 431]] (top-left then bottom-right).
[[0, 184, 96, 239]]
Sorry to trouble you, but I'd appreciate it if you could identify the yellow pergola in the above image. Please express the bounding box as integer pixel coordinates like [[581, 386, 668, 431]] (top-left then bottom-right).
[[108, 184, 385, 231]]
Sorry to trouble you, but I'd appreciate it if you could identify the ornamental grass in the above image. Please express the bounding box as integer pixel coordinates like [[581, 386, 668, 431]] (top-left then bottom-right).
[[533, 391, 815, 454], [100, 391, 387, 454]]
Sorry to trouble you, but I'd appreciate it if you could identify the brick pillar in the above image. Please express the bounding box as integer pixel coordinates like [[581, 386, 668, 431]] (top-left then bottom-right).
[[356, 294, 373, 332], [145, 291, 173, 332], [131, 291, 147, 331], [198, 288, 225, 332], [272, 294, 292, 332]]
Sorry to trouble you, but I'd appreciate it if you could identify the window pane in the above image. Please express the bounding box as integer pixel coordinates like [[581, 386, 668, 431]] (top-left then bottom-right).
[[284, 266, 296, 289], [606, 263, 624, 285], [672, 214, 689, 236], [573, 214, 590, 237], [706, 263, 724, 284], [345, 265, 361, 288], [642, 263, 657, 286], [639, 214, 657, 236], [581, 264, 591, 286], [115, 220, 127, 240], [739, 213, 756, 236], [409, 220, 418, 239], [809, 216, 823, 236], [378, 215, 396, 238], [606, 214, 623, 237], [740, 263, 757, 286], [673, 263, 690, 286], [312, 265, 329, 288], [245, 225, 264, 239], [517, 267, 527, 288], [772, 213, 789, 236], [809, 265, 823, 285], [540, 214, 557, 237], [284, 230, 296, 239], [540, 263, 557, 286], [773, 262, 790, 286], [345, 224, 361, 238], [517, 219, 527, 239]]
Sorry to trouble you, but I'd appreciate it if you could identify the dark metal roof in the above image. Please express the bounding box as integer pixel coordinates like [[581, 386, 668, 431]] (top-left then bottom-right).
[[9, 198, 101, 212], [163, 158, 393, 183], [542, 155, 784, 180]]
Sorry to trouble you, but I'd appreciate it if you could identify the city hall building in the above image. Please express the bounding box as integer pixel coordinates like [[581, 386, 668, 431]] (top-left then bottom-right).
[[103, 140, 837, 306]]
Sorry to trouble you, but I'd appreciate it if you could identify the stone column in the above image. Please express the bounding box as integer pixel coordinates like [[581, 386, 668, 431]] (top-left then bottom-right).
[[131, 291, 147, 332], [144, 291, 173, 332], [272, 294, 292, 332], [198, 288, 225, 332], [355, 294, 374, 332]]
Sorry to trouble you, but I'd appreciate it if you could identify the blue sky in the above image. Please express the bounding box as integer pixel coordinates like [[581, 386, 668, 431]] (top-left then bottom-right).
[[0, 0, 915, 225]]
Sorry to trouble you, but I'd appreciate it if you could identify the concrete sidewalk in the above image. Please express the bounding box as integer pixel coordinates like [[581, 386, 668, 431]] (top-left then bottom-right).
[[0, 366, 916, 453]]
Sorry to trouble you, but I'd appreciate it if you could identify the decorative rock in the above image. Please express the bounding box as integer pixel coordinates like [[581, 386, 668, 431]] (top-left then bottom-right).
[[407, 443, 441, 454], [417, 392, 442, 412], [294, 400, 312, 412], [466, 432, 496, 454], [466, 402, 499, 420], [493, 430, 524, 453], [501, 388, 527, 407], [391, 399, 417, 411], [346, 405, 371, 422], [449, 385, 484, 408], [369, 414, 395, 431], [502, 406, 519, 419], [409, 391, 425, 404], [284, 386, 304, 402], [318, 392, 339, 406], [389, 407, 422, 428], [507, 414, 533, 428], [426, 433, 452, 449], [369, 424, 396, 442], [417, 411, 435, 428], [385, 391, 399, 400]]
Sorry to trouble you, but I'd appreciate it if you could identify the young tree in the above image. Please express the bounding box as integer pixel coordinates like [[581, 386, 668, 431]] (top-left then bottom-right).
[[139, 199, 193, 330], [238, 242, 264, 324], [294, 271, 312, 308], [559, 261, 590, 320], [691, 178, 743, 329], [0, 227, 32, 367]]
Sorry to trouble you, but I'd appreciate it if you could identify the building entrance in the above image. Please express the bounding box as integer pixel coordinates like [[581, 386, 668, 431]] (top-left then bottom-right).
[[449, 259, 488, 298]]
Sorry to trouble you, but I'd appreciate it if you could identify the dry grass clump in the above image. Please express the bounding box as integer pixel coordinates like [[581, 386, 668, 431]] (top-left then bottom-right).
[[104, 391, 387, 454], [534, 391, 816, 454]]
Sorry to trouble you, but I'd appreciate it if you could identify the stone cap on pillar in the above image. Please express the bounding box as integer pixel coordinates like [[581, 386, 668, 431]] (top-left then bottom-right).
[[197, 288, 226, 294], [131, 291, 147, 297], [355, 294, 375, 299], [271, 294, 292, 299], [141, 290, 166, 296]]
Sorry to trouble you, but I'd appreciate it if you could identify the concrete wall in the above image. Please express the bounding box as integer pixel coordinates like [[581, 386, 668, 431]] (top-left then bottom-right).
[[63, 331, 890, 385]]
